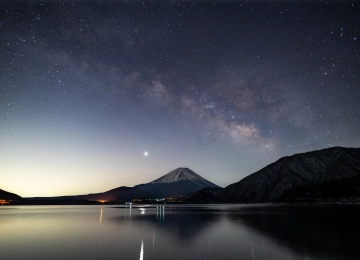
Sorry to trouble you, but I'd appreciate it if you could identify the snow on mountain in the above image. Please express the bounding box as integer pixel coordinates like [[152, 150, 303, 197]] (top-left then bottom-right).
[[135, 167, 220, 198], [150, 167, 216, 187]]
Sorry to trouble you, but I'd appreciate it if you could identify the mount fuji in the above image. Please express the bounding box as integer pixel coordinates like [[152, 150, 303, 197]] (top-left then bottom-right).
[[135, 167, 221, 198]]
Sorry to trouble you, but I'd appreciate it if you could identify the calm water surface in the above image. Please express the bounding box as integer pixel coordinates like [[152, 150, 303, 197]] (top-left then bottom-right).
[[0, 204, 359, 260]]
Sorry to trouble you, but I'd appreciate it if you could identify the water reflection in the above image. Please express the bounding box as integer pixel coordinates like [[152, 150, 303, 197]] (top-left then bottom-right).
[[111, 205, 220, 244], [1, 205, 359, 260], [139, 208, 146, 215], [156, 204, 165, 222], [139, 239, 144, 260], [124, 203, 132, 218], [227, 205, 360, 260], [250, 238, 254, 260], [152, 227, 156, 251], [99, 208, 103, 224], [110, 204, 360, 259]]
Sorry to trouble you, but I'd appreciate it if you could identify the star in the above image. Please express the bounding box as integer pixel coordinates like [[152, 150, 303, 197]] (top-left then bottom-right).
[[1, 1, 359, 197]]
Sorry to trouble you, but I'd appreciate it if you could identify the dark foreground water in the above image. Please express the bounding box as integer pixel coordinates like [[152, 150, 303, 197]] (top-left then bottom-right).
[[1, 204, 359, 260]]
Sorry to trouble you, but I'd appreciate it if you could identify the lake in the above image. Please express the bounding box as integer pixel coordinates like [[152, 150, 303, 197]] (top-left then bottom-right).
[[0, 204, 359, 260]]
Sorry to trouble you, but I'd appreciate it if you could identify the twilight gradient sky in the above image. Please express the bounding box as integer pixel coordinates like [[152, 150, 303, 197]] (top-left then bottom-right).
[[1, 1, 359, 197]]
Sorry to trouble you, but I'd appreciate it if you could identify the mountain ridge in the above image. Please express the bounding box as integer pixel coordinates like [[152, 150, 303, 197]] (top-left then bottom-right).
[[0, 189, 22, 201], [25, 167, 220, 202], [135, 167, 221, 198], [150, 167, 218, 187], [5, 146, 360, 204], [215, 146, 360, 203], [27, 186, 154, 201]]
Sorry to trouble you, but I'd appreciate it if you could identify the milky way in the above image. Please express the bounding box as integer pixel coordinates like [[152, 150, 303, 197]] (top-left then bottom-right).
[[1, 1, 359, 196]]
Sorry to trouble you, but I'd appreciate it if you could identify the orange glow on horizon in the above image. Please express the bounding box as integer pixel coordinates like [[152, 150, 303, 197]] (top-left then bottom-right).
[[0, 200, 11, 205]]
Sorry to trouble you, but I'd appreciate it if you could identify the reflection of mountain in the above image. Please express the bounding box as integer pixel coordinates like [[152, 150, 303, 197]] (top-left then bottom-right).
[[110, 206, 221, 243], [227, 205, 360, 259], [135, 168, 221, 198], [216, 147, 360, 203]]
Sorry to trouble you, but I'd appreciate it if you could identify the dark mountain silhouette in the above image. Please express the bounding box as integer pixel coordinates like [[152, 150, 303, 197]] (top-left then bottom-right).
[[77, 186, 154, 201], [25, 168, 220, 203], [215, 147, 360, 203], [17, 147, 360, 205], [135, 167, 221, 198], [29, 186, 153, 202], [0, 189, 22, 200], [182, 187, 223, 203]]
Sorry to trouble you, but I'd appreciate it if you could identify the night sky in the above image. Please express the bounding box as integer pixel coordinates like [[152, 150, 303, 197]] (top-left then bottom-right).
[[1, 1, 359, 197]]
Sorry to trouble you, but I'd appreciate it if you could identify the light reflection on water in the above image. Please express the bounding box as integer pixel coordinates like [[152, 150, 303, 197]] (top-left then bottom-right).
[[140, 239, 144, 260], [0, 204, 359, 260], [99, 208, 103, 224]]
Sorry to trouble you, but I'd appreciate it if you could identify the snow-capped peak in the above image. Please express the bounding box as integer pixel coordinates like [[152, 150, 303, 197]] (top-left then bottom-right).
[[150, 167, 217, 187]]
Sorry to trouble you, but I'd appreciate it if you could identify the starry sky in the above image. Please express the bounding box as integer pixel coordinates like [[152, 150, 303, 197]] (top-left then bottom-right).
[[1, 1, 359, 197]]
